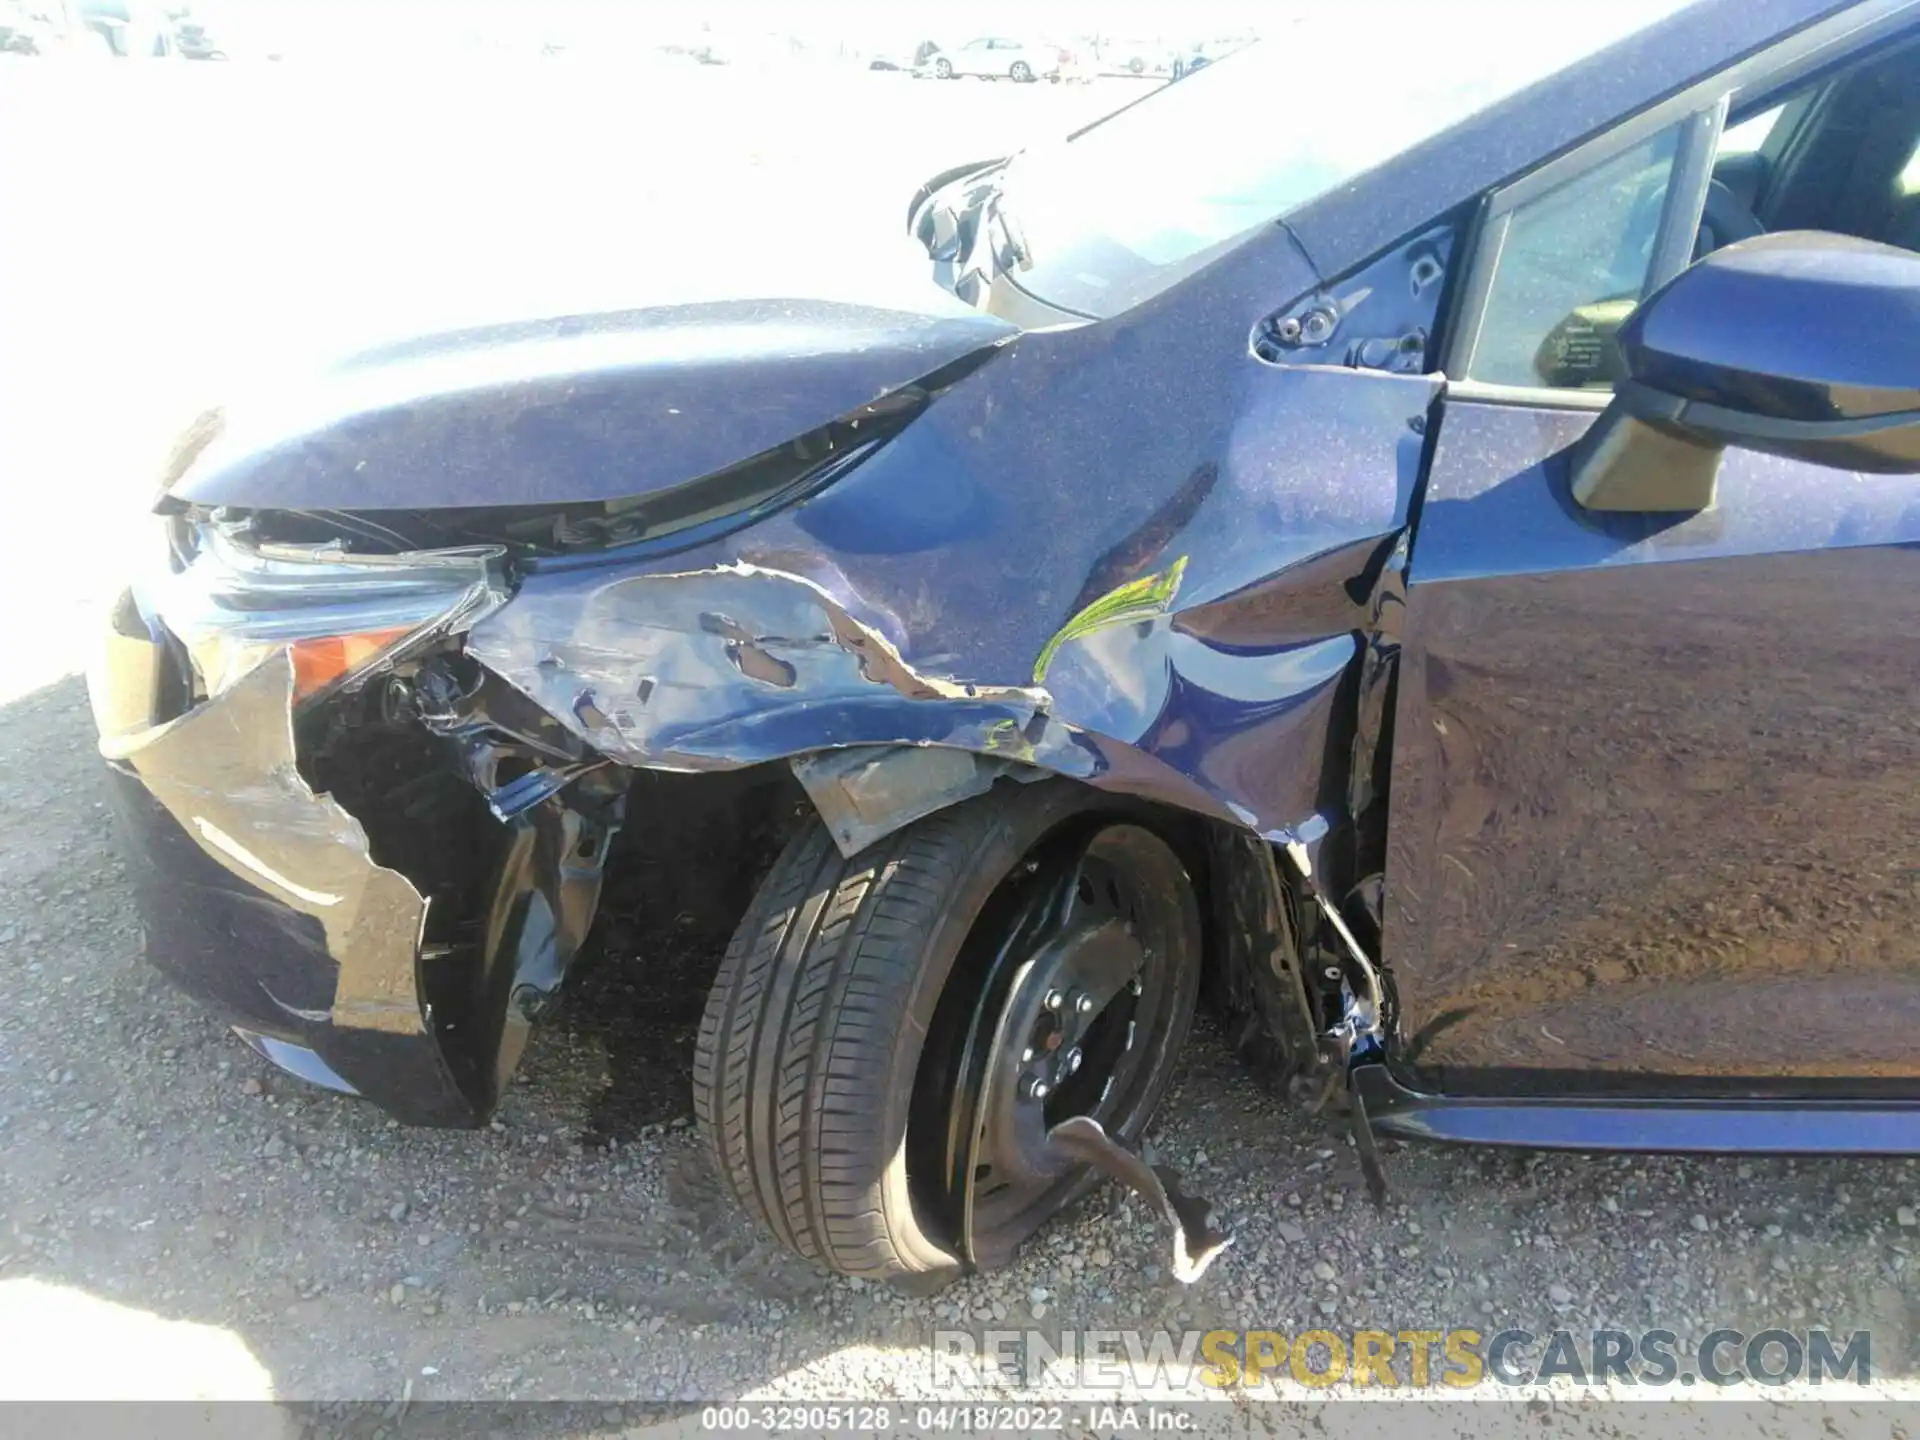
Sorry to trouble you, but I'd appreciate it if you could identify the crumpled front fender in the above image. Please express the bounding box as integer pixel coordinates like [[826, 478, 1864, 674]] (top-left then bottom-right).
[[462, 338, 1442, 855]]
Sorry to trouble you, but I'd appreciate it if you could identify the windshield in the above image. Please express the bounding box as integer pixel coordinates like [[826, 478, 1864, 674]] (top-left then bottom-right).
[[997, 0, 1693, 318]]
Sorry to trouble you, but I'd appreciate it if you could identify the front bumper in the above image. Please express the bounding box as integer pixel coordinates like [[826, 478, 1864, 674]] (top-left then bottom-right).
[[109, 766, 480, 1117], [97, 632, 493, 1125]]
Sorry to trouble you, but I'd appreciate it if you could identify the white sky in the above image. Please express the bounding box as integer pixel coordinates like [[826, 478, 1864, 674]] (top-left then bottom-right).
[[199, 0, 1700, 58]]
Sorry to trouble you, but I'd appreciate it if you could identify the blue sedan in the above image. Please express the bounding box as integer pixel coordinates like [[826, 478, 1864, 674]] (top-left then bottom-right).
[[92, 0, 1920, 1287]]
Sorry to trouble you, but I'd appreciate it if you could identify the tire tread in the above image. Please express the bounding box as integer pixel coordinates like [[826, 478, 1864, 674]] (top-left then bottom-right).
[[695, 806, 993, 1277]]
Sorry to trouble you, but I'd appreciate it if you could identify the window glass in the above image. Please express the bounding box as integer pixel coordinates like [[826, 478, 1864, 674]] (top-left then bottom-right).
[[1899, 137, 1920, 198], [1467, 122, 1683, 389], [1717, 104, 1786, 156]]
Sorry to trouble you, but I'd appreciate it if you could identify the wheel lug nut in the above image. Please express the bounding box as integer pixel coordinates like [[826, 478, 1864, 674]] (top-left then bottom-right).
[[1128, 976, 1143, 996], [1045, 990, 1064, 1011], [1066, 1048, 1082, 1073], [1076, 994, 1095, 1015], [1029, 1078, 1050, 1100], [1021, 1047, 1035, 1063]]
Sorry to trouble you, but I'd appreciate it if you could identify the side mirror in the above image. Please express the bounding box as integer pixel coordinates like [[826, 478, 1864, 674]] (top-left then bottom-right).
[[1571, 232, 1920, 512]]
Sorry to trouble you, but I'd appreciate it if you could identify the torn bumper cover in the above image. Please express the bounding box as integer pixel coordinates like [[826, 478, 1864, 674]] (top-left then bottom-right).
[[90, 533, 521, 1125], [464, 560, 1094, 816]]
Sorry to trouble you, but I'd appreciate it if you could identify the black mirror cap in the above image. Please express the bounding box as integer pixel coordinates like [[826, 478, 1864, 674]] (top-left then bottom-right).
[[1615, 231, 1920, 473]]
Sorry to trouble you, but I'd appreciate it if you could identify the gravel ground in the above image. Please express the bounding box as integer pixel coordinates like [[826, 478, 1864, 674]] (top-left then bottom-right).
[[2, 51, 1919, 1431]]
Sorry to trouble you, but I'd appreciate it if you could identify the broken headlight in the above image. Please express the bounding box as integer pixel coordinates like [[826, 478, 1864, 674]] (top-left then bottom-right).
[[137, 518, 508, 713]]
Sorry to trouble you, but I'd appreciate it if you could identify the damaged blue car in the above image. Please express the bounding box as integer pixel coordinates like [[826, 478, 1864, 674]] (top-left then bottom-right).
[[91, 0, 1920, 1288]]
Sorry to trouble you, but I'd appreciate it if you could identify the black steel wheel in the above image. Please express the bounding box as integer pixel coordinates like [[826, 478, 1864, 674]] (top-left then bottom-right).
[[915, 820, 1202, 1268], [693, 780, 1201, 1285]]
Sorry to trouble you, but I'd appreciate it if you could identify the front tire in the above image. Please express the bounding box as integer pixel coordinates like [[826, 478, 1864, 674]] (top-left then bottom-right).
[[1009, 60, 1033, 82], [933, 56, 952, 78], [693, 782, 1201, 1284]]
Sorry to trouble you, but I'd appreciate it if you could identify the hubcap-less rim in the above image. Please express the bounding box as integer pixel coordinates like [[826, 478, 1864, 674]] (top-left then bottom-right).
[[975, 880, 1155, 1189], [909, 821, 1194, 1268]]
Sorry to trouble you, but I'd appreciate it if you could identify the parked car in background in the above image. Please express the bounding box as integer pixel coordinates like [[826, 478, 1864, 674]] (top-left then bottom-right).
[[919, 36, 1080, 83], [1172, 32, 1258, 78], [1097, 36, 1176, 77], [868, 39, 937, 71]]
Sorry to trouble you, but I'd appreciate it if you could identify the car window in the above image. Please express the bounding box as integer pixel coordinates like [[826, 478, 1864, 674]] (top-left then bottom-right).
[[1716, 104, 1786, 156], [1462, 30, 1920, 391], [1464, 122, 1683, 389]]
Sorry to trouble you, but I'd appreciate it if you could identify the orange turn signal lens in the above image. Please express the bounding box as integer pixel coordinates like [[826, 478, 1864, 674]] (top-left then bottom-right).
[[288, 627, 413, 700]]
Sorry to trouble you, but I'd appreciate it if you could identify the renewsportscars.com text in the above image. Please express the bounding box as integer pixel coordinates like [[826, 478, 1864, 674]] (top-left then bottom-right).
[[932, 1326, 1871, 1389]]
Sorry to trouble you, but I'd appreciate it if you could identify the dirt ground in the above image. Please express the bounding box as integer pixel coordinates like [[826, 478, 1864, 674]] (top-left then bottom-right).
[[1, 52, 1918, 1432]]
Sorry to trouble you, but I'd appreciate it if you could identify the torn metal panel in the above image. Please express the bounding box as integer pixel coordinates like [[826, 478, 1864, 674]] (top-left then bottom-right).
[[790, 745, 1043, 857], [103, 652, 436, 1037], [465, 560, 1088, 777]]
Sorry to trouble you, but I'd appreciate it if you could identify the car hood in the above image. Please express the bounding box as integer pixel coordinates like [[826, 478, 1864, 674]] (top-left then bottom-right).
[[162, 233, 1017, 512]]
